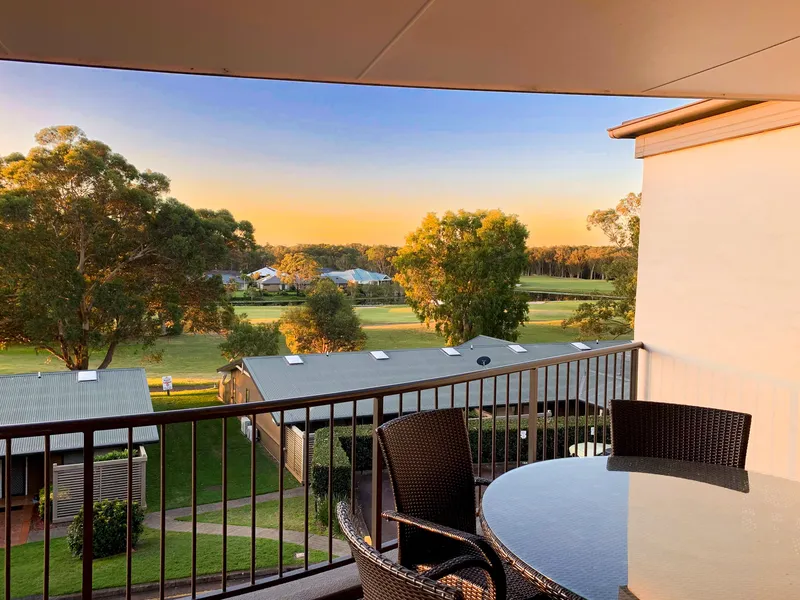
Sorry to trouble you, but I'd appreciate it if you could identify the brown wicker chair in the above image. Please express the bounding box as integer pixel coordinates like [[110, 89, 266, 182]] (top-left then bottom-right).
[[377, 409, 548, 600], [609, 400, 752, 468], [338, 502, 504, 600]]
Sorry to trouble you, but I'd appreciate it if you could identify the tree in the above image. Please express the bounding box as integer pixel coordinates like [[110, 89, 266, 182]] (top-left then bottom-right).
[[0, 126, 250, 369], [394, 210, 529, 345], [279, 278, 366, 353], [365, 245, 397, 276], [563, 192, 641, 338], [219, 318, 280, 360], [276, 252, 320, 287]]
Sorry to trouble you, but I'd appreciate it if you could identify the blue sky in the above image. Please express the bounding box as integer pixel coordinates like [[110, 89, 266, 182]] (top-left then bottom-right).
[[0, 61, 685, 246]]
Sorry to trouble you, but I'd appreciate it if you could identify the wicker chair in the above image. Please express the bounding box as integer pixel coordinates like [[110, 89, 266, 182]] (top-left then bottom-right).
[[609, 400, 752, 468], [377, 409, 548, 600], [338, 502, 504, 600]]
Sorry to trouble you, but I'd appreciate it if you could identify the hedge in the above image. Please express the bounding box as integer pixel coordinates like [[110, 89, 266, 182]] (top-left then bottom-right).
[[468, 415, 612, 463], [310, 415, 612, 501], [310, 427, 352, 501]]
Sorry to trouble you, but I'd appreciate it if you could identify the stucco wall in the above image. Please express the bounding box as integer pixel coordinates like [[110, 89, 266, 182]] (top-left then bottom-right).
[[636, 123, 800, 481]]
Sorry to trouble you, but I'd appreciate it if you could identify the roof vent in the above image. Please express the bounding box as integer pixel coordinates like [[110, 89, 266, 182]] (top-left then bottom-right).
[[571, 342, 591, 351], [508, 345, 527, 354], [441, 347, 461, 357], [284, 355, 304, 365], [77, 370, 98, 382], [370, 351, 389, 360]]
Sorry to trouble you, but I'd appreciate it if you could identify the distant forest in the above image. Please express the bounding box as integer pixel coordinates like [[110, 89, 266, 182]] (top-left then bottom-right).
[[220, 243, 618, 281]]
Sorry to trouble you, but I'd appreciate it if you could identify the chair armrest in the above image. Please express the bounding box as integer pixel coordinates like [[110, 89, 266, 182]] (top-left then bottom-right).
[[474, 476, 492, 487], [424, 554, 496, 584], [382, 510, 507, 599]]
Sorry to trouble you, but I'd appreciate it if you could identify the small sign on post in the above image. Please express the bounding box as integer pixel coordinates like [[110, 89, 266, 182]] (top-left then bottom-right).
[[162, 375, 173, 396]]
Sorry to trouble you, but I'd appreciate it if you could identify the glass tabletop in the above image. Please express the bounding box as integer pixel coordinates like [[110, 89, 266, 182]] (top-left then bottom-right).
[[480, 456, 800, 600]]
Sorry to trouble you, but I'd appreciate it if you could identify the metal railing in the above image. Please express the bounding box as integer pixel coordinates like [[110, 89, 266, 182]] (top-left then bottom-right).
[[0, 341, 641, 600]]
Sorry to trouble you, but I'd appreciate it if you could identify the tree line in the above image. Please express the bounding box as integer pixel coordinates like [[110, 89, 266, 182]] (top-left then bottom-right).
[[525, 245, 624, 280], [228, 242, 623, 282], [220, 243, 400, 277]]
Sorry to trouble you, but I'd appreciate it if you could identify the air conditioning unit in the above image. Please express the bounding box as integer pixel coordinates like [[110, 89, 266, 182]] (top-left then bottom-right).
[[246, 425, 260, 442], [240, 417, 251, 436]]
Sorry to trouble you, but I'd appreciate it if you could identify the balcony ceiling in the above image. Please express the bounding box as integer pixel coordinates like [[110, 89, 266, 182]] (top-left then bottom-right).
[[3, 1, 800, 100]]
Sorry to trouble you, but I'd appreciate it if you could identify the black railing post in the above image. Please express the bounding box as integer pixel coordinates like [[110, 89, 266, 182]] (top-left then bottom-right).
[[371, 395, 384, 549], [44, 435, 51, 600], [527, 369, 538, 464], [191, 421, 198, 598], [126, 427, 133, 600], [82, 431, 94, 600], [630, 348, 640, 401], [222, 418, 228, 591], [5, 438, 12, 600]]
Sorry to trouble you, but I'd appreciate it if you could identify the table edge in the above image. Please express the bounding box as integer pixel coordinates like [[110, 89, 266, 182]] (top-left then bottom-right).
[[479, 509, 586, 600]]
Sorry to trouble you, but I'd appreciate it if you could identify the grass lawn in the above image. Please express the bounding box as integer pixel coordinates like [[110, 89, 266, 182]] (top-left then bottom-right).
[[146, 391, 298, 511], [238, 301, 584, 326], [237, 304, 420, 325], [518, 275, 615, 294], [0, 528, 325, 598], [0, 334, 225, 385], [0, 301, 614, 384], [178, 495, 339, 539]]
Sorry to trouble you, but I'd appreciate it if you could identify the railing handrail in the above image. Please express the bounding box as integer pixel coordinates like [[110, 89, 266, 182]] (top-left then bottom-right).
[[0, 341, 642, 438]]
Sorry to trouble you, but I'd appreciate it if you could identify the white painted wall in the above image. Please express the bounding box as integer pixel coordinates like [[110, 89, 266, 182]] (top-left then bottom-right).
[[636, 123, 800, 481]]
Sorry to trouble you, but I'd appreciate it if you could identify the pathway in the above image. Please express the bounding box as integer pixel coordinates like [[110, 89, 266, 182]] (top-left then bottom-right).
[[0, 504, 33, 547], [28, 488, 350, 557], [144, 488, 350, 557]]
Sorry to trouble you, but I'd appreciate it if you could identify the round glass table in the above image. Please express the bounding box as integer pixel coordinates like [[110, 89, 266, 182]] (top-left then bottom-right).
[[480, 456, 800, 600]]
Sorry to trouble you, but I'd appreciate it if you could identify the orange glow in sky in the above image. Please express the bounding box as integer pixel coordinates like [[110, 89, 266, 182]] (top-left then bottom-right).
[[0, 62, 687, 247]]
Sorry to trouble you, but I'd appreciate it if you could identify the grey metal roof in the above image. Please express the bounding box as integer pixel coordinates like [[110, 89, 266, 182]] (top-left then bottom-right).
[[0, 368, 159, 457], [229, 336, 632, 425]]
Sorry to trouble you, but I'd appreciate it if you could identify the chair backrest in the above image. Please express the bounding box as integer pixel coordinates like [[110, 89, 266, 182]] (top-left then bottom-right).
[[610, 400, 752, 468], [337, 502, 463, 600], [377, 409, 477, 567]]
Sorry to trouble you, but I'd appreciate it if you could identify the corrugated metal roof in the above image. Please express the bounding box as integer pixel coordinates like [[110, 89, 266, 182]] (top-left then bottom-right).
[[234, 336, 632, 425], [321, 269, 390, 283], [0, 368, 159, 456]]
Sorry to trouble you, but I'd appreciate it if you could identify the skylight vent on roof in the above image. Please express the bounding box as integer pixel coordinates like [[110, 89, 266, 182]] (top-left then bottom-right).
[[508, 345, 527, 354], [77, 370, 98, 382], [571, 342, 591, 351], [441, 347, 461, 356], [285, 355, 304, 365], [370, 351, 390, 360]]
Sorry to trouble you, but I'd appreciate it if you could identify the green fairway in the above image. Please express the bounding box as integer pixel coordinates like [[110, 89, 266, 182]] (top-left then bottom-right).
[[236, 301, 583, 325], [0, 301, 617, 383], [0, 527, 325, 598], [0, 334, 226, 384], [146, 391, 298, 511], [518, 275, 614, 294], [236, 304, 421, 325]]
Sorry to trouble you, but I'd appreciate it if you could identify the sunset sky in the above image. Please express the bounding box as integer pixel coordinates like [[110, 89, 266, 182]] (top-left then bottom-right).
[[0, 61, 685, 247]]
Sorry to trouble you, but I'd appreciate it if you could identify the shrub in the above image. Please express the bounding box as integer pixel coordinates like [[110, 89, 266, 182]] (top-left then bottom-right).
[[95, 448, 139, 462], [67, 499, 145, 559], [38, 486, 53, 520]]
